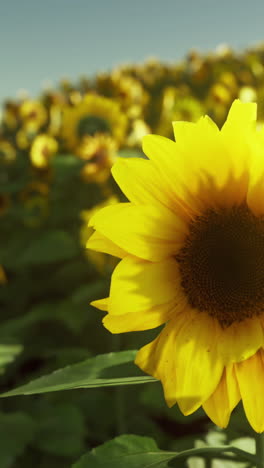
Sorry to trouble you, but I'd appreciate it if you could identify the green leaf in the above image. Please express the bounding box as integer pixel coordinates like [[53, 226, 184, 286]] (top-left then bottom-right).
[[73, 435, 257, 467], [188, 433, 256, 467], [1, 351, 156, 397], [72, 434, 175, 468], [0, 412, 35, 468], [17, 230, 79, 265], [0, 343, 23, 373]]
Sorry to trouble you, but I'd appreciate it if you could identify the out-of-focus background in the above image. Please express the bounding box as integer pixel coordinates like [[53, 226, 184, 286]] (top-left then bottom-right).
[[1, 1, 263, 467], [2, 0, 264, 101]]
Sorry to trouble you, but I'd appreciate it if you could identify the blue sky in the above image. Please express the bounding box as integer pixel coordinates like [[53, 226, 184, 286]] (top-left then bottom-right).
[[1, 0, 264, 103]]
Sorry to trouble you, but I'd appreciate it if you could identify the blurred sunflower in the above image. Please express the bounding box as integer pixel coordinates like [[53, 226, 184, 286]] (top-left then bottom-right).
[[16, 129, 31, 150], [0, 140, 16, 164], [19, 99, 47, 133], [61, 94, 127, 151], [77, 134, 116, 183], [30, 134, 58, 169], [239, 86, 257, 104], [206, 81, 236, 127], [96, 71, 148, 119], [42, 89, 66, 136], [89, 100, 264, 432], [156, 87, 204, 137], [126, 119, 151, 147], [48, 104, 64, 137], [1, 100, 19, 130]]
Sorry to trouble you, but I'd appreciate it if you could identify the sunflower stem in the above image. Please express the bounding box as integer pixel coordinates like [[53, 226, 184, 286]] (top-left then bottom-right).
[[256, 432, 264, 468]]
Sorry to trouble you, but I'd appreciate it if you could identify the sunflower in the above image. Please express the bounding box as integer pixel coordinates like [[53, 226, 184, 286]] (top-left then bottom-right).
[[61, 94, 127, 151], [19, 99, 47, 133], [0, 140, 16, 164], [77, 135, 116, 183], [30, 134, 58, 169], [126, 119, 151, 147], [1, 100, 19, 130], [88, 100, 264, 432], [156, 87, 204, 138], [16, 129, 31, 150], [96, 71, 148, 119]]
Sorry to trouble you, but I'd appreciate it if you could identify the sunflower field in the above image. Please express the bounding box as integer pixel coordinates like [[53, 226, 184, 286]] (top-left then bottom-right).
[[2, 44, 264, 467]]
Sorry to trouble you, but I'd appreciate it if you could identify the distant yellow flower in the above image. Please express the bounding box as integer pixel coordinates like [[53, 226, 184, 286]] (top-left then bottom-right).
[[126, 119, 151, 147], [48, 105, 63, 137], [16, 129, 31, 150], [209, 83, 233, 105], [89, 100, 264, 432], [96, 72, 148, 118], [156, 88, 204, 137], [1, 100, 19, 129], [30, 134, 58, 169], [19, 99, 47, 133], [78, 135, 116, 183], [0, 141, 16, 164], [239, 86, 257, 103], [42, 90, 66, 136], [61, 94, 127, 151]]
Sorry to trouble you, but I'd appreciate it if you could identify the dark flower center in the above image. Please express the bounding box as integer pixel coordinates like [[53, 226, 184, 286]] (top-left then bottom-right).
[[176, 205, 264, 327], [77, 115, 111, 137]]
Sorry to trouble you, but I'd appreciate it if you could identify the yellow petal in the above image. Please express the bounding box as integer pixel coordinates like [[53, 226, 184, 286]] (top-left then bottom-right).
[[222, 99, 256, 135], [135, 319, 178, 385], [87, 231, 126, 258], [103, 300, 176, 333], [235, 349, 264, 433], [89, 202, 187, 261], [221, 100, 256, 179], [142, 135, 199, 217], [142, 123, 233, 213], [173, 116, 236, 205], [136, 310, 223, 414], [109, 256, 185, 315], [142, 134, 179, 172], [172, 114, 219, 143], [91, 297, 109, 311], [172, 109, 254, 208], [111, 157, 178, 214], [172, 312, 223, 414], [217, 317, 264, 364], [203, 365, 240, 428]]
